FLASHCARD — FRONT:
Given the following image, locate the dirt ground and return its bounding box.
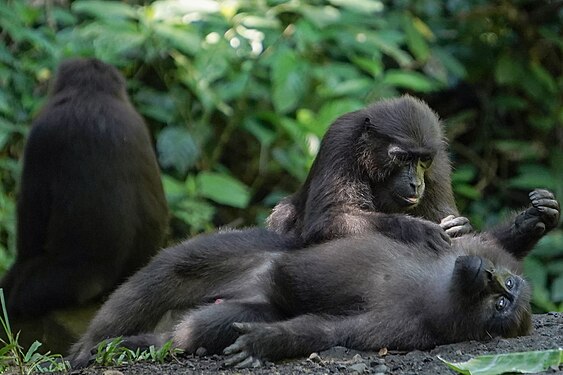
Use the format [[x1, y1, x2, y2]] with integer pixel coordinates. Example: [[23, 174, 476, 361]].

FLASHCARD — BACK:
[[71, 313, 562, 375]]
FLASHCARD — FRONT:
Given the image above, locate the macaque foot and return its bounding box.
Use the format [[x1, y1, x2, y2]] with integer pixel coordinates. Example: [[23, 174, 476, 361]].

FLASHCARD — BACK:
[[223, 322, 266, 368]]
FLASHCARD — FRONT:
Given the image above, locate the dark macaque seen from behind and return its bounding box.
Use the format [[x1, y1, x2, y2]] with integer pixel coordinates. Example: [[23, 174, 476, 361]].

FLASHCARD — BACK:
[[0, 58, 169, 319]]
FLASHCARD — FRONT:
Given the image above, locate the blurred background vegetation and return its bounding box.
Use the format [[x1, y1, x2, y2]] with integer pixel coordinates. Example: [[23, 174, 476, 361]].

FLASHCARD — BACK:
[[0, 0, 561, 312]]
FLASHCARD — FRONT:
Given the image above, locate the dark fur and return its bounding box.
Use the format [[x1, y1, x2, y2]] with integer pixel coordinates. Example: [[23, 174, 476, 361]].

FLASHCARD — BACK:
[[0, 58, 169, 318], [68, 189, 558, 368], [267, 95, 468, 245]]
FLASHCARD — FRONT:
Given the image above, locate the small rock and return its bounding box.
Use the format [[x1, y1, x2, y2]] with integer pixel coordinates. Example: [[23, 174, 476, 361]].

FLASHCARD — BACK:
[[371, 358, 385, 366], [103, 371, 124, 375], [349, 363, 368, 373], [352, 353, 363, 362], [372, 364, 389, 373], [195, 347, 207, 356], [378, 347, 388, 356], [308, 352, 323, 364]]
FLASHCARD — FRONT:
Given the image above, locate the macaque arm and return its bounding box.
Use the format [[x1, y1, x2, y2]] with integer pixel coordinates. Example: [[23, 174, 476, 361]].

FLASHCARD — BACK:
[[487, 189, 560, 259], [223, 313, 389, 367]]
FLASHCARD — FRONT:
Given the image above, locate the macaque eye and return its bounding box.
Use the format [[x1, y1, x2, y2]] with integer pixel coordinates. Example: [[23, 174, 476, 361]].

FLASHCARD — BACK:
[[505, 277, 514, 290], [495, 296, 508, 311], [388, 146, 410, 163]]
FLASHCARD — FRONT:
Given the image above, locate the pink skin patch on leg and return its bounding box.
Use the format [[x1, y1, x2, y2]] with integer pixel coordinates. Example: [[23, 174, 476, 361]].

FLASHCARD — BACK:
[[214, 298, 224, 304]]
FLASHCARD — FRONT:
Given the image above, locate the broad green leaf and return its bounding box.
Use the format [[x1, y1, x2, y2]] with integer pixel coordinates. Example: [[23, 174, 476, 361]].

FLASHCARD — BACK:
[[383, 70, 439, 92], [328, 0, 383, 13], [72, 0, 137, 19], [365, 32, 413, 67], [432, 47, 467, 79], [243, 118, 276, 147], [452, 165, 477, 183], [439, 349, 563, 375], [494, 140, 544, 161], [529, 62, 557, 93], [507, 165, 555, 190], [151, 23, 201, 55], [454, 184, 481, 200], [494, 54, 525, 85], [552, 275, 563, 303], [524, 256, 558, 311], [403, 13, 430, 62], [157, 127, 200, 175], [271, 48, 308, 114], [351, 56, 383, 77], [150, 0, 220, 21], [547, 260, 563, 276], [529, 231, 563, 258], [196, 172, 250, 208], [298, 5, 340, 28], [23, 341, 42, 362], [241, 16, 281, 29], [301, 100, 363, 137], [134, 89, 176, 123]]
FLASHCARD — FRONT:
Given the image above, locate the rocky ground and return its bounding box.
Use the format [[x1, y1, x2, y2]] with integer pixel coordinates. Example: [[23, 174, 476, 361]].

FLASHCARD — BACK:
[[72, 313, 562, 375]]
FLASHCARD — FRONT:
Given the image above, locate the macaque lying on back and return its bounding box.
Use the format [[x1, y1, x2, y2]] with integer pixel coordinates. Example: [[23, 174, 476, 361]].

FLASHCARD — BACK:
[[69, 190, 559, 368]]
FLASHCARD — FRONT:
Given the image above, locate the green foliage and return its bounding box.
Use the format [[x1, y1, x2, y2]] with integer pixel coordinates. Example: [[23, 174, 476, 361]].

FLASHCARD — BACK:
[[0, 0, 560, 310], [439, 349, 563, 375], [0, 289, 69, 374], [524, 232, 563, 312], [94, 337, 182, 367]]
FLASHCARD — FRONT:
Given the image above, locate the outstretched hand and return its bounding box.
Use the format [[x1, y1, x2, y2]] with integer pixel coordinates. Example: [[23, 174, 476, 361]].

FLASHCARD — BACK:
[[515, 189, 560, 236]]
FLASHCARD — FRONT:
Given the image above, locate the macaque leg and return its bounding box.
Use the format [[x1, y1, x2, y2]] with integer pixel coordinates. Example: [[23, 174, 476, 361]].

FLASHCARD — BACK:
[[223, 313, 427, 368]]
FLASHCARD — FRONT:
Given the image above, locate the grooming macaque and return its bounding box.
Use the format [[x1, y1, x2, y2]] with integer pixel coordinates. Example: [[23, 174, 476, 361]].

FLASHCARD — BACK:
[[69, 190, 559, 368], [267, 95, 471, 246], [0, 58, 168, 319]]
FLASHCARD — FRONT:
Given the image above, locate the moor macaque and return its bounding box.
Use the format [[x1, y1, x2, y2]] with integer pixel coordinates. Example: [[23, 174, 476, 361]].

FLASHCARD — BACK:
[[267, 95, 471, 246], [0, 58, 169, 319], [69, 189, 559, 368]]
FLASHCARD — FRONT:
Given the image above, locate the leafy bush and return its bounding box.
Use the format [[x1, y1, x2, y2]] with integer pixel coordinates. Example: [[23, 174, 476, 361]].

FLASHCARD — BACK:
[[0, 0, 560, 310]]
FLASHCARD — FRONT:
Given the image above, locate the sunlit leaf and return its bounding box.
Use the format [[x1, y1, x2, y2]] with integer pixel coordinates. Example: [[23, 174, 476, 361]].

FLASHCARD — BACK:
[[298, 5, 340, 28], [403, 13, 430, 62], [383, 70, 439, 92], [328, 0, 383, 13], [494, 140, 545, 161], [365, 31, 413, 67], [73, 0, 137, 19], [439, 349, 563, 375], [151, 23, 201, 55]]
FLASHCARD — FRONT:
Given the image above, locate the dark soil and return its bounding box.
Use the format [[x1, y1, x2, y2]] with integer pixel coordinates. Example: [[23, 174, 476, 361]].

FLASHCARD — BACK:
[[72, 313, 562, 375]]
